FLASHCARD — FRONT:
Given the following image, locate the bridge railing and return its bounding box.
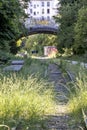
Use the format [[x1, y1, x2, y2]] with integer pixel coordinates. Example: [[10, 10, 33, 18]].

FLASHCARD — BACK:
[[24, 18, 58, 29], [28, 25, 58, 30]]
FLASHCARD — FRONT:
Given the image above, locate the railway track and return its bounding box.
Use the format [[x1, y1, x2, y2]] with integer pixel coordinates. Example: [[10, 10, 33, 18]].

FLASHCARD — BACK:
[[13, 60, 81, 130], [46, 63, 80, 130]]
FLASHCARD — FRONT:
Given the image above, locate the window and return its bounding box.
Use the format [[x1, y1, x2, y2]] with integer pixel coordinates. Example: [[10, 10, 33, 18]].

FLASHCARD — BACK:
[[30, 9, 32, 14], [37, 12, 39, 14], [47, 16, 50, 20], [42, 2, 44, 7], [47, 9, 50, 14], [42, 9, 44, 14], [42, 16, 44, 20], [34, 4, 36, 8], [30, 2, 32, 7], [47, 2, 50, 6], [34, 12, 36, 15]]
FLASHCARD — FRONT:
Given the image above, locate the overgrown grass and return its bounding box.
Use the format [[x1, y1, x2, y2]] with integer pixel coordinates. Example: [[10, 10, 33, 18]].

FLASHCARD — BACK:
[[0, 58, 55, 130], [60, 61, 87, 128], [56, 53, 87, 63], [23, 58, 48, 79], [52, 58, 87, 128], [67, 72, 87, 118]]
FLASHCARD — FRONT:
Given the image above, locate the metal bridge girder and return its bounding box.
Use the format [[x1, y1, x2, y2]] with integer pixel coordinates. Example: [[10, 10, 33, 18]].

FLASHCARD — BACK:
[[27, 25, 58, 35]]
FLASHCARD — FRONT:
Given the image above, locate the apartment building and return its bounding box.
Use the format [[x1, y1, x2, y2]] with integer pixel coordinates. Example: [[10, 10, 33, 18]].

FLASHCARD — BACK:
[[25, 0, 58, 21]]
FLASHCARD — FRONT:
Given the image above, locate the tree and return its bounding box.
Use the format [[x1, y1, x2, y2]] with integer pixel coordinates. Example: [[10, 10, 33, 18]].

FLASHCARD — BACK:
[[74, 7, 87, 54], [25, 34, 57, 55], [0, 0, 28, 54], [55, 0, 82, 53]]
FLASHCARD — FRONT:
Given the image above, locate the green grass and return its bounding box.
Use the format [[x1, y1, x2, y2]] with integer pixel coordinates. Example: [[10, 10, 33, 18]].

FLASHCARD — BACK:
[[67, 72, 87, 114], [0, 58, 55, 130], [1, 53, 87, 129], [64, 72, 87, 130], [59, 55, 87, 63], [60, 64, 87, 128], [52, 58, 87, 128], [62, 60, 87, 116]]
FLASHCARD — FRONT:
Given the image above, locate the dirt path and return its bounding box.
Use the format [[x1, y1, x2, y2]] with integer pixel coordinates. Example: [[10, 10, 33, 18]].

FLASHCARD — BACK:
[[46, 63, 79, 130]]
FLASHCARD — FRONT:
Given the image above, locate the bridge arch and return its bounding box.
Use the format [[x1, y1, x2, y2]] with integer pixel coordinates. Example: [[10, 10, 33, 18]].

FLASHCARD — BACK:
[[26, 25, 58, 36]]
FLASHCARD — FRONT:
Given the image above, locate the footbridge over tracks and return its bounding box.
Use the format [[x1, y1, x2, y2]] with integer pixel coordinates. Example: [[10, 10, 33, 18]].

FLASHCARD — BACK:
[[26, 25, 58, 35], [24, 19, 59, 35]]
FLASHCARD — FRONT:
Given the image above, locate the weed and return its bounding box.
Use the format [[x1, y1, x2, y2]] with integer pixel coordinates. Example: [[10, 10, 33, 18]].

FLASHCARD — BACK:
[[0, 58, 55, 130]]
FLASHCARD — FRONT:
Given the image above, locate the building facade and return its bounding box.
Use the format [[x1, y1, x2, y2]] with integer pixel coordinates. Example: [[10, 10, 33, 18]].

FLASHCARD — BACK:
[[25, 0, 58, 21]]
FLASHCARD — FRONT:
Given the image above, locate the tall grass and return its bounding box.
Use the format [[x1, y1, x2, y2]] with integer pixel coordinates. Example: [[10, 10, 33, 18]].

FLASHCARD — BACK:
[[0, 58, 55, 129], [45, 58, 87, 128], [66, 71, 87, 128], [53, 59, 87, 127]]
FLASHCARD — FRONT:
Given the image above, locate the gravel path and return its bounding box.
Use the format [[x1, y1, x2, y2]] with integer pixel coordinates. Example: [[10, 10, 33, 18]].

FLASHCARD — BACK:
[[46, 63, 80, 130]]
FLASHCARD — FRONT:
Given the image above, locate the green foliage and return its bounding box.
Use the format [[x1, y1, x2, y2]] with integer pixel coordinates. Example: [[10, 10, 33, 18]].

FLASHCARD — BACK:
[[55, 0, 87, 55], [74, 7, 87, 54], [0, 0, 28, 53], [62, 48, 73, 57], [55, 2, 78, 53], [59, 0, 80, 5], [25, 34, 57, 56]]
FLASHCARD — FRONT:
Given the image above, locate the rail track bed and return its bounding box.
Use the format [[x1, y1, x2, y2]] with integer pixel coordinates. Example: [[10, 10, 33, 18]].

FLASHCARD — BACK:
[[46, 63, 80, 130]]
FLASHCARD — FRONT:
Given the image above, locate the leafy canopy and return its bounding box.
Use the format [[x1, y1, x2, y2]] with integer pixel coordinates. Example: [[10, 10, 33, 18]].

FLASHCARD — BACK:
[[0, 0, 29, 53]]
